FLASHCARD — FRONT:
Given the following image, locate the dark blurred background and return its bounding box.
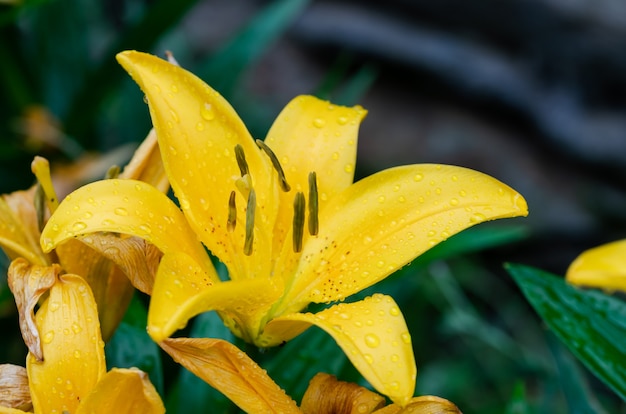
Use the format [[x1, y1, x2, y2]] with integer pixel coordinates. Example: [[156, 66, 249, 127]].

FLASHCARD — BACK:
[[1, 0, 625, 412]]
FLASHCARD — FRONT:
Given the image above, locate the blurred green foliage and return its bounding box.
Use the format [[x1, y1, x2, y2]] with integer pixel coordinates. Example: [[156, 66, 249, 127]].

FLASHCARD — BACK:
[[0, 0, 624, 412]]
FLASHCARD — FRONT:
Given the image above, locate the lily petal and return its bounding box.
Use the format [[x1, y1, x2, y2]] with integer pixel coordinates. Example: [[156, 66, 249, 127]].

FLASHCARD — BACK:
[[149, 251, 282, 343], [300, 373, 385, 414], [265, 96, 366, 259], [263, 294, 416, 406], [40, 179, 215, 281], [55, 238, 134, 341], [0, 187, 47, 266], [119, 128, 169, 193], [159, 337, 300, 414], [566, 239, 626, 292], [26, 274, 106, 413], [0, 364, 31, 411], [282, 164, 528, 308], [116, 50, 277, 281], [373, 396, 462, 414], [75, 233, 162, 295], [7, 258, 58, 361], [75, 368, 164, 413]]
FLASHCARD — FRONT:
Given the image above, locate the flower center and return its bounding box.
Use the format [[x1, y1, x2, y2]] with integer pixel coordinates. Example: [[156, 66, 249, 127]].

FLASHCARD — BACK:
[[229, 143, 319, 255]]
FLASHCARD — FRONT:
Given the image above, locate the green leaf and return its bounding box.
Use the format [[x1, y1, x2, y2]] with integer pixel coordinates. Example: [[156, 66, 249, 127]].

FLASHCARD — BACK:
[[105, 295, 164, 394], [504, 382, 530, 414], [506, 263, 626, 401]]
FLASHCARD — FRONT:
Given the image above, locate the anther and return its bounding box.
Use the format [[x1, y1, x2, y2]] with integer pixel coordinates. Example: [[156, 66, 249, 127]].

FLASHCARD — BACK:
[[35, 184, 46, 232], [308, 172, 319, 236], [234, 144, 249, 177], [227, 191, 237, 232], [293, 192, 305, 253], [244, 189, 256, 255], [255, 139, 291, 192], [105, 165, 120, 179]]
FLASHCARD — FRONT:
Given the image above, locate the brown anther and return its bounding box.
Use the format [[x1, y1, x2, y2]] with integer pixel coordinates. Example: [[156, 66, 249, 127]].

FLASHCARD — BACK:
[[308, 172, 319, 236], [105, 165, 121, 179], [293, 192, 305, 253], [234, 144, 249, 177], [227, 191, 237, 232], [244, 189, 256, 255], [255, 139, 291, 192], [34, 184, 46, 232]]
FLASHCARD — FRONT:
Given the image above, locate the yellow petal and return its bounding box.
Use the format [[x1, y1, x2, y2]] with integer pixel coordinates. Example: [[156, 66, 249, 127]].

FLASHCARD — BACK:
[[301, 373, 385, 414], [40, 179, 215, 281], [7, 258, 58, 361], [0, 187, 47, 266], [0, 364, 32, 411], [116, 50, 277, 280], [264, 294, 416, 406], [26, 274, 106, 414], [373, 396, 462, 414], [566, 239, 626, 291], [159, 337, 300, 414], [265, 95, 367, 259], [282, 164, 528, 308], [119, 128, 169, 193], [75, 368, 164, 414], [148, 251, 282, 343], [55, 238, 134, 341]]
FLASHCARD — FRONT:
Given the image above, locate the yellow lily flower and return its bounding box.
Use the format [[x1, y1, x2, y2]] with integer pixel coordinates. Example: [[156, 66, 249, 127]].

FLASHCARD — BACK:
[[0, 258, 164, 413], [566, 239, 626, 291], [41, 51, 528, 405], [0, 132, 165, 342]]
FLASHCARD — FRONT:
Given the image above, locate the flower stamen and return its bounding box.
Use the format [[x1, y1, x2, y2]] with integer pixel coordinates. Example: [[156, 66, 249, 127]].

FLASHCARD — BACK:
[[234, 144, 249, 177], [227, 191, 237, 232], [293, 192, 305, 253], [244, 189, 256, 255], [255, 139, 291, 192], [308, 172, 319, 236]]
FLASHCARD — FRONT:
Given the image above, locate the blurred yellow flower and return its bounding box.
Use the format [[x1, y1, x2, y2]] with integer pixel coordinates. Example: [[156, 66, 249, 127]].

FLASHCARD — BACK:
[[0, 259, 164, 413], [41, 51, 527, 405], [566, 239, 626, 291]]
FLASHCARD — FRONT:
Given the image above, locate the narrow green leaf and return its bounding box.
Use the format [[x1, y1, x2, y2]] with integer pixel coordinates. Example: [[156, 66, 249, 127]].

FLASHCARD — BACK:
[[506, 263, 626, 401], [504, 382, 530, 414]]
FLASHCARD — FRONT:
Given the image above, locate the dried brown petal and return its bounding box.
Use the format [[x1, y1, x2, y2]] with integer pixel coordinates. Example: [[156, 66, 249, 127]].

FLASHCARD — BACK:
[[0, 364, 32, 411], [301, 373, 385, 414], [160, 337, 300, 414], [7, 258, 59, 361], [373, 395, 462, 414]]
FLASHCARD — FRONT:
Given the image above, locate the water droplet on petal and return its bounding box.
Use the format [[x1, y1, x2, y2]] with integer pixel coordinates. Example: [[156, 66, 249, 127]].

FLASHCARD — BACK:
[[413, 173, 424, 182], [389, 306, 400, 316], [72, 222, 87, 232], [470, 212, 486, 223], [43, 331, 55, 344], [364, 333, 380, 348], [71, 322, 82, 334], [363, 353, 374, 364], [201, 103, 215, 121], [337, 116, 348, 125], [401, 332, 411, 344], [49, 301, 60, 312], [313, 118, 326, 128], [114, 207, 128, 216]]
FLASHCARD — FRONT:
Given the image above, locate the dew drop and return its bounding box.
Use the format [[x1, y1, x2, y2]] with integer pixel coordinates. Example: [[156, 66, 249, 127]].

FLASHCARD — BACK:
[[376, 260, 385, 268], [363, 354, 374, 364], [72, 222, 87, 232], [43, 331, 55, 344], [337, 116, 348, 125], [357, 403, 369, 413], [344, 163, 353, 173], [170, 84, 179, 93], [73, 350, 81, 359], [331, 152, 339, 160], [313, 118, 326, 128], [413, 173, 424, 182], [391, 354, 399, 362], [200, 104, 215, 121], [389, 306, 400, 316], [71, 322, 82, 334], [364, 333, 380, 348], [378, 195, 386, 203], [450, 198, 459, 206], [196, 122, 205, 131], [114, 207, 128, 216], [470, 212, 487, 223], [401, 332, 411, 344]]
